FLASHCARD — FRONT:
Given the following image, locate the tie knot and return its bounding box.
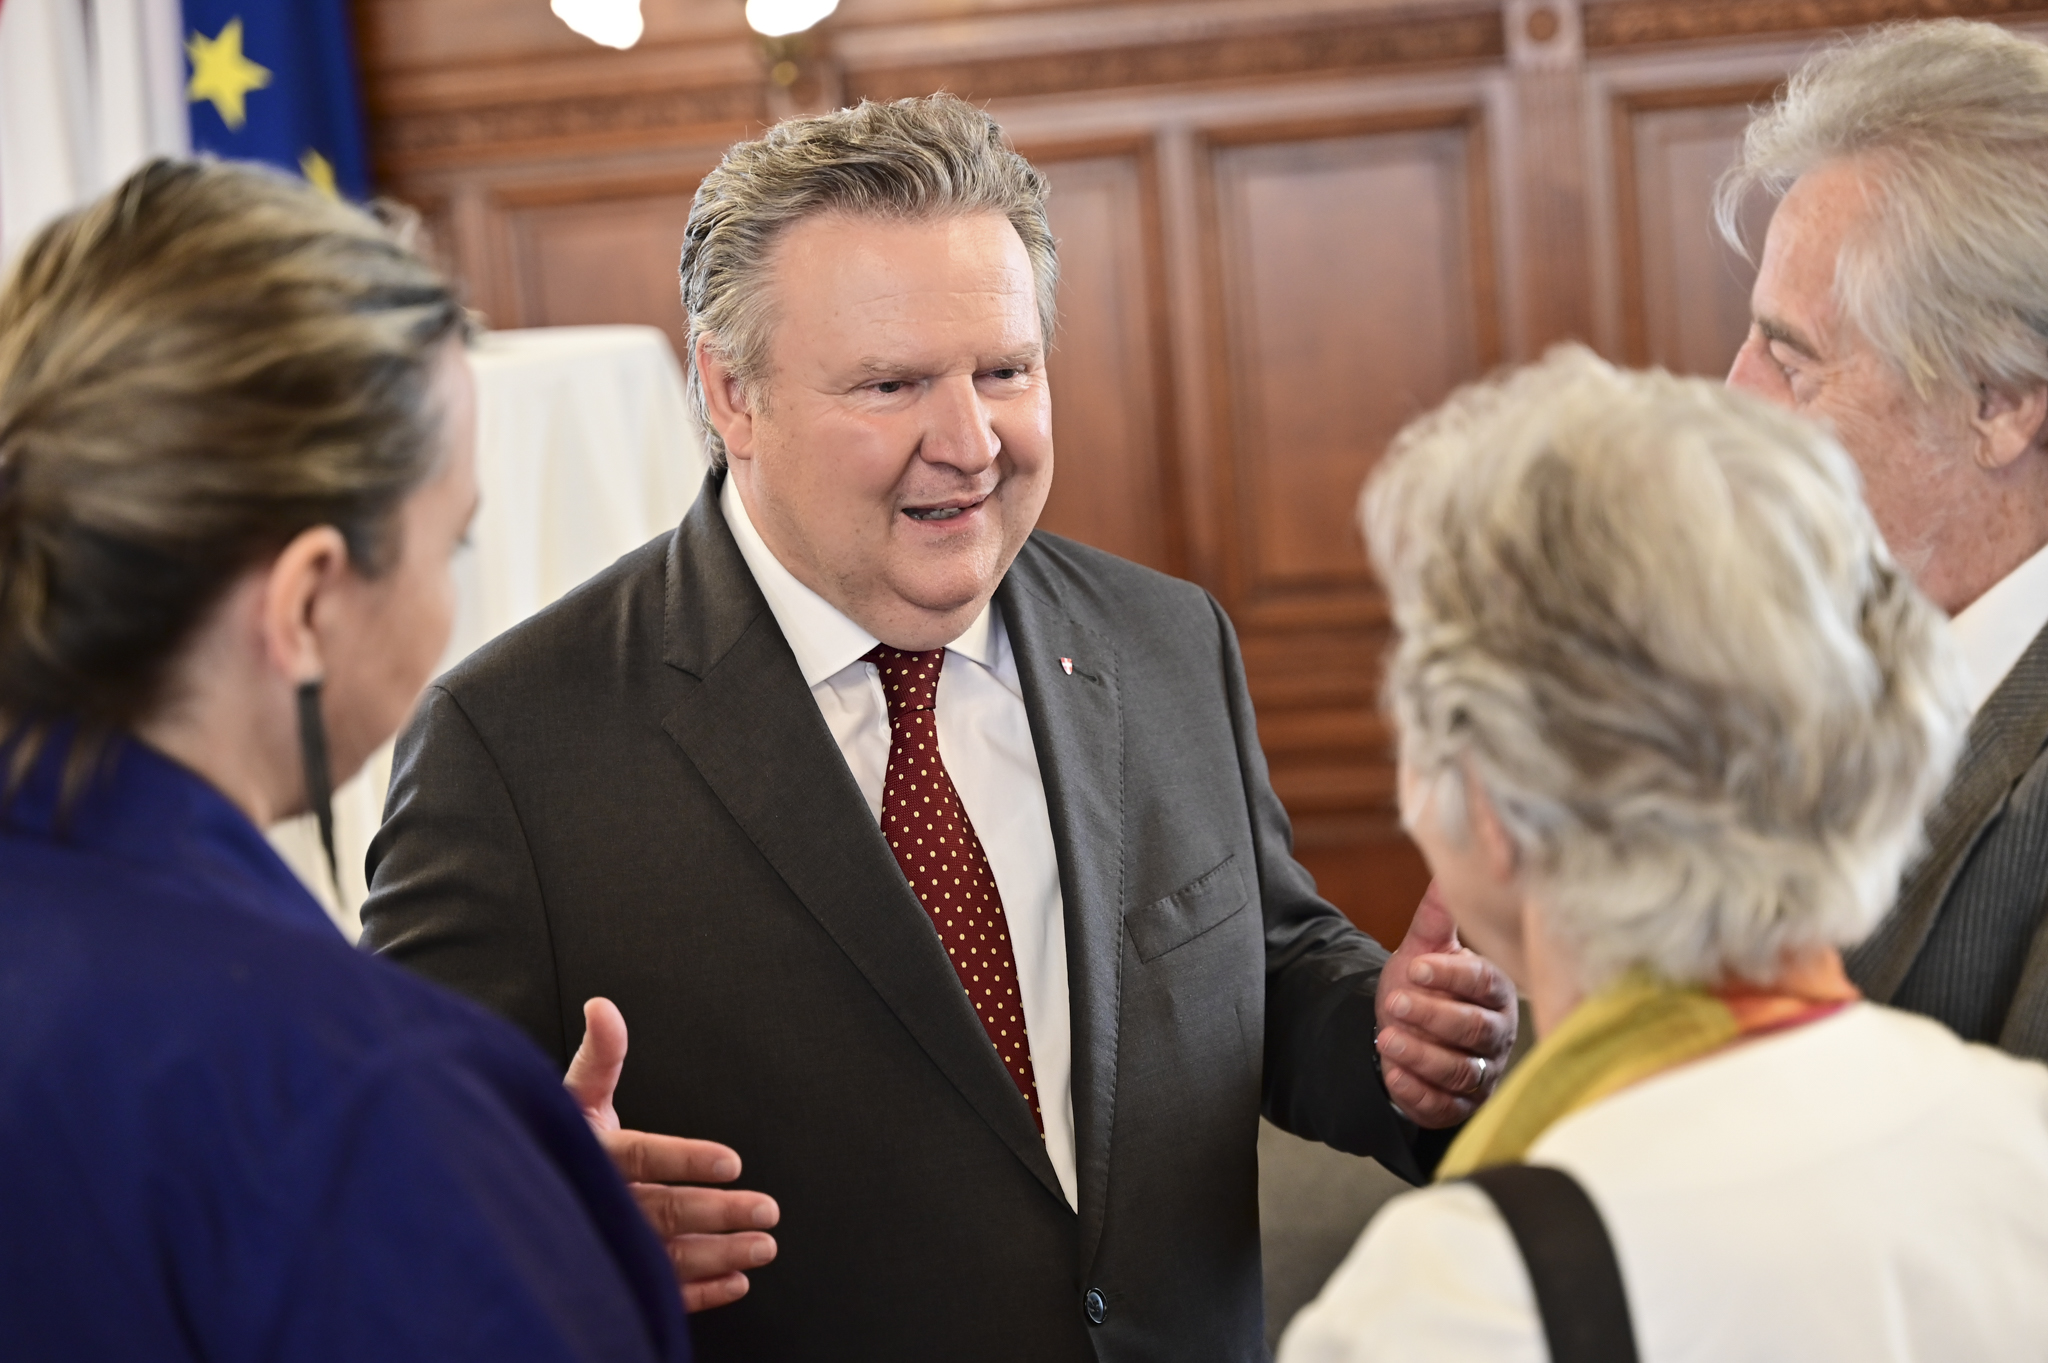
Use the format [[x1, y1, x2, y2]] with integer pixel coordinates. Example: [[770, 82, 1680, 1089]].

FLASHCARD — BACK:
[[865, 644, 946, 719]]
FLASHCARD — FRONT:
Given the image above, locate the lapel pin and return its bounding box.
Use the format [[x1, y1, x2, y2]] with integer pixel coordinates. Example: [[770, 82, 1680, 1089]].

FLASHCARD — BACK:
[[1060, 657, 1074, 675]]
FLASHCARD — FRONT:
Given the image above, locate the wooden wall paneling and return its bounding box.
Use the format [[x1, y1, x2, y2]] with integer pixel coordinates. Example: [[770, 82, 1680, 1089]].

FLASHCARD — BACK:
[[1191, 101, 1502, 943], [1201, 106, 1500, 622], [831, 0, 1506, 106], [1611, 88, 1774, 376], [988, 64, 1519, 612], [495, 175, 709, 350], [1499, 0, 1598, 353], [1582, 0, 2048, 50], [1578, 39, 1817, 370], [1026, 139, 1183, 576]]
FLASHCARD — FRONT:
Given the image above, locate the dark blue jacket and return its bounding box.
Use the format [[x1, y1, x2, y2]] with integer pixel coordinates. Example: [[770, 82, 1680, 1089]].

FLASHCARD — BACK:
[[0, 733, 691, 1362]]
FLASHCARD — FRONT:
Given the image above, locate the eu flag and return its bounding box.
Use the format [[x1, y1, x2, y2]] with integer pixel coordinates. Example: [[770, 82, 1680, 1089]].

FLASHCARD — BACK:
[[182, 0, 370, 199]]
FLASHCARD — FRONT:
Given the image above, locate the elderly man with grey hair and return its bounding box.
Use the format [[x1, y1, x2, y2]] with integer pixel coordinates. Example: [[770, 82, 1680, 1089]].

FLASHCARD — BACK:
[[362, 94, 1517, 1362], [1279, 346, 2048, 1363], [1720, 19, 2048, 1057]]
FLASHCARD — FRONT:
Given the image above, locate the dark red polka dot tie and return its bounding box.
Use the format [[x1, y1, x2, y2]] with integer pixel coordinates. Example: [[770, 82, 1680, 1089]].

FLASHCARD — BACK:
[[866, 643, 1042, 1134]]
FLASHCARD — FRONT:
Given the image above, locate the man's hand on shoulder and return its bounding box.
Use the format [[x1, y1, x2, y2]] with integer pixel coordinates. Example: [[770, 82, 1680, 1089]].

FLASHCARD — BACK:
[[1374, 886, 1517, 1128], [564, 998, 780, 1312]]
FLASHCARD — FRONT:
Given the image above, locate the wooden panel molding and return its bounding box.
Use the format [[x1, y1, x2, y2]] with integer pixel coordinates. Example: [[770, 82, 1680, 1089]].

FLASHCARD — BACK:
[[1028, 143, 1183, 576], [378, 85, 766, 170], [1609, 82, 1776, 375], [845, 10, 1505, 104], [1584, 0, 2048, 48], [1202, 106, 1499, 618]]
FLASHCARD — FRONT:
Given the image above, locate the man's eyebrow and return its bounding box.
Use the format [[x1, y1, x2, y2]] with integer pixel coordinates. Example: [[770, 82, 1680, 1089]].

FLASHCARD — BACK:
[[852, 350, 1041, 378], [1756, 315, 1822, 361], [855, 358, 928, 379]]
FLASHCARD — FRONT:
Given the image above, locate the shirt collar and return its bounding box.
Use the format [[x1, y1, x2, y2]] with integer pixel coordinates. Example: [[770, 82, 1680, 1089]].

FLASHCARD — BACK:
[[1949, 539, 2048, 715], [720, 473, 999, 683]]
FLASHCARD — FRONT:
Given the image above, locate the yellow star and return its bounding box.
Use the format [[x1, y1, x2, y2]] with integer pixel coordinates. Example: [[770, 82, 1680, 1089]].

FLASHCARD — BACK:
[[186, 18, 271, 131], [300, 149, 338, 199]]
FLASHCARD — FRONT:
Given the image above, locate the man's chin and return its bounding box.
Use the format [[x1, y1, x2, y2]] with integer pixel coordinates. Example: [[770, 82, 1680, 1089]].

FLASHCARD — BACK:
[[856, 574, 1000, 648]]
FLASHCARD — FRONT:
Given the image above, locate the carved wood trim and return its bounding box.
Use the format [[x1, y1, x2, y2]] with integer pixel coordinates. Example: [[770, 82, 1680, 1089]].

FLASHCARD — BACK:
[[844, 12, 1505, 104], [1584, 0, 2048, 49], [374, 85, 765, 173]]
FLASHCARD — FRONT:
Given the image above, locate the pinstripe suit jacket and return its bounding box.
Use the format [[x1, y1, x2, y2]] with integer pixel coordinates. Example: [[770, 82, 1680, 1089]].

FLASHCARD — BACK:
[[1847, 620, 2048, 1060]]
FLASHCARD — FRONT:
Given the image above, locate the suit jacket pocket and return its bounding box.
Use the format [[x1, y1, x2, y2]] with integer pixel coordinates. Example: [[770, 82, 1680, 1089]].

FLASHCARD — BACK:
[[1127, 855, 1251, 963]]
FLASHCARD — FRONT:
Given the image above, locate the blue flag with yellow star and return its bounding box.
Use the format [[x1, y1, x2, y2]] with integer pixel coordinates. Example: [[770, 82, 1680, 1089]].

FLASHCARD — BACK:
[[182, 0, 370, 200]]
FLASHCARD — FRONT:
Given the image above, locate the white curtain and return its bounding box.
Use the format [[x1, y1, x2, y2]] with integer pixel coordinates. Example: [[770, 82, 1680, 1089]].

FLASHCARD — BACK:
[[0, 0, 188, 262]]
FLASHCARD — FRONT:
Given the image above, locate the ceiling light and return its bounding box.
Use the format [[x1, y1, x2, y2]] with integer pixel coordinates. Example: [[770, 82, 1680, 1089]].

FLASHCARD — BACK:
[[552, 0, 644, 50], [744, 0, 838, 39]]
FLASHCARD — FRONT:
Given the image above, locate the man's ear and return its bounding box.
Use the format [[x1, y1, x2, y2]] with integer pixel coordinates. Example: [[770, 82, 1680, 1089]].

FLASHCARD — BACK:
[[696, 335, 758, 463], [1971, 381, 2048, 471], [259, 525, 350, 685]]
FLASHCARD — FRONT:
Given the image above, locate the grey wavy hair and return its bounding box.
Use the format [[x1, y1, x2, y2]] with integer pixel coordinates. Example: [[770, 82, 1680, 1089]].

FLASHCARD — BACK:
[[1716, 19, 2048, 402], [678, 94, 1059, 468], [1363, 347, 1968, 987]]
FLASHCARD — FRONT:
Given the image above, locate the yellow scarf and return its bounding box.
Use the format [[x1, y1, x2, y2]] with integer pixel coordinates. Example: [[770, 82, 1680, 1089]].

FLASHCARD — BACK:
[[1436, 951, 1858, 1181]]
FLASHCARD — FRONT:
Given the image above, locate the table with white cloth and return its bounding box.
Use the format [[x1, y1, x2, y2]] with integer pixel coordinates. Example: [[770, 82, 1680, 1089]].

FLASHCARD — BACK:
[[269, 325, 708, 938]]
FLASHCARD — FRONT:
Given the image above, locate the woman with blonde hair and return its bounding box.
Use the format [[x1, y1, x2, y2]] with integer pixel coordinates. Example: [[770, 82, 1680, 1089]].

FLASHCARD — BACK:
[[1281, 347, 2048, 1361], [0, 161, 705, 1359]]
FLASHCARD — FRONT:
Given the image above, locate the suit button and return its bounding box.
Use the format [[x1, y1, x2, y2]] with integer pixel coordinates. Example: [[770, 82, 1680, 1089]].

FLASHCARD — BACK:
[[1084, 1288, 1107, 1325]]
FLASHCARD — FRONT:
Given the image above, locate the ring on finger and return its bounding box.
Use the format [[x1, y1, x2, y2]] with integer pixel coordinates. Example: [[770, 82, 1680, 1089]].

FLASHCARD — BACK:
[[1469, 1055, 1489, 1094]]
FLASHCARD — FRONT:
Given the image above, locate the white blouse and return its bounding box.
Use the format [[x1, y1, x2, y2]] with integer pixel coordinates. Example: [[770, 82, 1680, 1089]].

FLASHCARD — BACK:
[[1280, 1004, 2048, 1363]]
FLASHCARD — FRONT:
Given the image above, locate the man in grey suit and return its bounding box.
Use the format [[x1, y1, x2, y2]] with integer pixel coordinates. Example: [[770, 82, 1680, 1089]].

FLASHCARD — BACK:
[[362, 95, 1515, 1361], [1722, 21, 2048, 1058]]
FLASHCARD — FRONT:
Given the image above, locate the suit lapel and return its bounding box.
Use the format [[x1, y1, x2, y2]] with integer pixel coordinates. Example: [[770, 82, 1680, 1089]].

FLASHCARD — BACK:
[[658, 475, 1061, 1201], [998, 559, 1125, 1269], [1850, 621, 2048, 1001]]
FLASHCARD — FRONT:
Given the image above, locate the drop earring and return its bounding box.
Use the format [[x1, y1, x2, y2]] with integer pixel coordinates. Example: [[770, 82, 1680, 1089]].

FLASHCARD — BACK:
[[296, 678, 337, 888]]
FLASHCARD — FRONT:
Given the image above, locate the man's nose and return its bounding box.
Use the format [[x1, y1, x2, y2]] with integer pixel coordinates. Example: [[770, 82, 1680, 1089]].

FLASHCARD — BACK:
[[918, 374, 1001, 472], [1726, 332, 1775, 400]]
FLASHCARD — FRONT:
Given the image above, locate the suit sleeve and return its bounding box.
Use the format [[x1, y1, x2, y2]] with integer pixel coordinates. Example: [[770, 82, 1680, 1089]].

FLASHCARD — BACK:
[[1209, 595, 1447, 1183], [361, 683, 570, 1066]]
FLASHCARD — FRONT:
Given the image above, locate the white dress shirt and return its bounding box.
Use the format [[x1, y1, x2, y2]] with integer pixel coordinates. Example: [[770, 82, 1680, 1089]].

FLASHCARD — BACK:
[[1949, 539, 2048, 715], [1278, 1005, 2048, 1363], [721, 477, 1078, 1209]]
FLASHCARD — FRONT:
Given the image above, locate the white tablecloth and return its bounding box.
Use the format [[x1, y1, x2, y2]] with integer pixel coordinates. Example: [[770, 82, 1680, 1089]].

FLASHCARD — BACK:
[[268, 325, 708, 938]]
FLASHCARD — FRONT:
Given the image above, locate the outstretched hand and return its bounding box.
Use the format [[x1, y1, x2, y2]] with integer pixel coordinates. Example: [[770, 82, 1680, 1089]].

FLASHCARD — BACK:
[[564, 998, 780, 1312], [1374, 884, 1518, 1128]]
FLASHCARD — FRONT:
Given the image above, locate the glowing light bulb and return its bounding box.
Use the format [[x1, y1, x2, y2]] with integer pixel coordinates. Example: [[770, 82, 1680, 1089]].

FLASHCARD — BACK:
[[551, 0, 644, 49], [744, 0, 839, 38]]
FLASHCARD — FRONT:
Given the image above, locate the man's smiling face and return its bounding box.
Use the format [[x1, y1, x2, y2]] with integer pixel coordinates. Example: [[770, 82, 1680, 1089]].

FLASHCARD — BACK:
[[708, 210, 1054, 651]]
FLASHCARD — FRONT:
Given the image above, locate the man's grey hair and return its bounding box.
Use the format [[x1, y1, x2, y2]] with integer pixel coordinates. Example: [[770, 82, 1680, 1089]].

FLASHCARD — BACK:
[[1717, 20, 2048, 403], [1363, 347, 1968, 988], [678, 94, 1059, 468]]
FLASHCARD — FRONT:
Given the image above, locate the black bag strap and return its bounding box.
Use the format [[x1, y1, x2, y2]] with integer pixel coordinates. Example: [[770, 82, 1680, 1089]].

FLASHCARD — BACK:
[[1464, 1164, 1641, 1363]]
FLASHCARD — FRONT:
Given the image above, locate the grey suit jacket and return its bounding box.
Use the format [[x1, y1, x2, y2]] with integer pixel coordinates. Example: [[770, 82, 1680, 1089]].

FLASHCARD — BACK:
[[361, 472, 1437, 1363], [1848, 619, 2048, 1059]]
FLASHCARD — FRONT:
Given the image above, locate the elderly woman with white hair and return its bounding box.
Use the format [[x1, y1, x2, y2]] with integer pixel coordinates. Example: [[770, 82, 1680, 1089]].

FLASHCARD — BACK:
[[1279, 347, 2048, 1363]]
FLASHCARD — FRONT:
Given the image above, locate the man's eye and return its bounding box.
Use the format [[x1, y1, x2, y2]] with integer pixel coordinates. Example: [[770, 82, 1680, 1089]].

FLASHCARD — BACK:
[[872, 380, 907, 394], [986, 367, 1022, 381]]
